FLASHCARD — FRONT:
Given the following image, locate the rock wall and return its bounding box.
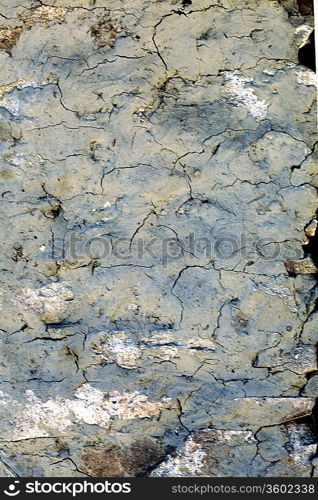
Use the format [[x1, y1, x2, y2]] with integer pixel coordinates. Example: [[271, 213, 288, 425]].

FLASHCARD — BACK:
[[0, 0, 317, 477]]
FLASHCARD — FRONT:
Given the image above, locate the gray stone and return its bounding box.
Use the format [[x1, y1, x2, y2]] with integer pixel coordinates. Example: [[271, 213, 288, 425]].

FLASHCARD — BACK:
[[0, 0, 316, 477]]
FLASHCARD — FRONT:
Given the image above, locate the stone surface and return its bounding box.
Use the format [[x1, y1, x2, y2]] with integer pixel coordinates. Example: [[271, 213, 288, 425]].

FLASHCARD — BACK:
[[0, 0, 317, 477]]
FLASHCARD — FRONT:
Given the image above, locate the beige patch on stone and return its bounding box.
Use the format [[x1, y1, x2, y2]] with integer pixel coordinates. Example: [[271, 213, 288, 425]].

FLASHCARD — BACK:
[[0, 6, 67, 55], [305, 219, 317, 238], [186, 338, 216, 350], [215, 397, 315, 428], [90, 17, 127, 49], [21, 6, 67, 26], [285, 258, 318, 275]]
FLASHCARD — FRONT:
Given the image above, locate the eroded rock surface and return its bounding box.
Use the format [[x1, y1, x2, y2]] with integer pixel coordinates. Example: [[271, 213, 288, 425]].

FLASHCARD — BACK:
[[0, 0, 317, 477]]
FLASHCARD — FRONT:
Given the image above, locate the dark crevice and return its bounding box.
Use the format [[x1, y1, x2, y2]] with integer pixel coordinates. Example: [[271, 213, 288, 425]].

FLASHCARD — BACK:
[[306, 369, 318, 380], [312, 399, 318, 443], [49, 204, 62, 218], [302, 215, 318, 267], [298, 215, 318, 295], [297, 0, 314, 15], [298, 30, 316, 72]]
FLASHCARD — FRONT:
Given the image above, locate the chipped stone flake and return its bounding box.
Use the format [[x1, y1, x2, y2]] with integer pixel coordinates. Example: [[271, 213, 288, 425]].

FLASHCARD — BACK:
[[295, 25, 314, 48], [305, 219, 317, 238], [186, 338, 215, 350]]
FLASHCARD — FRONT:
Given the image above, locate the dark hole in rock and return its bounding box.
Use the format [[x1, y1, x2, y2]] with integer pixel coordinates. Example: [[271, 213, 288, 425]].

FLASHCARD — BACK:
[[312, 398, 318, 440], [298, 31, 316, 72], [297, 0, 314, 15], [199, 29, 213, 41], [12, 242, 23, 261], [306, 370, 318, 380], [49, 205, 61, 218], [304, 398, 318, 461], [302, 214, 318, 271], [181, 0, 192, 6]]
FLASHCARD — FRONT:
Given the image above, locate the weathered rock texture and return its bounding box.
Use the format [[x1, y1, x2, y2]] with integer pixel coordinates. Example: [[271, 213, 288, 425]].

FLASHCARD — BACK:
[[0, 0, 317, 477]]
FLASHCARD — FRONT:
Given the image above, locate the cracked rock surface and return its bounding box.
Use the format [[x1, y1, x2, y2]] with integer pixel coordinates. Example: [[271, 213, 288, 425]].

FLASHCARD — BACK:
[[0, 0, 317, 477]]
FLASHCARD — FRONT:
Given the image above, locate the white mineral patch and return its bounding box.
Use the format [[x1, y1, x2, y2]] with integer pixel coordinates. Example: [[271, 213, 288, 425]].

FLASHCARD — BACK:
[[206, 429, 255, 444], [296, 71, 317, 87], [17, 282, 73, 322], [286, 423, 317, 468], [0, 96, 19, 116], [127, 303, 138, 310], [256, 283, 297, 312], [96, 332, 142, 369], [10, 153, 34, 168], [0, 384, 172, 440], [151, 436, 206, 477], [0, 390, 11, 405], [224, 72, 268, 119], [91, 331, 216, 367]]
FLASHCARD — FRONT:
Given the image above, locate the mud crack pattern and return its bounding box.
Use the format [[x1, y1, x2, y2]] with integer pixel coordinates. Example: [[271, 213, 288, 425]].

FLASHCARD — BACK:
[[0, 0, 317, 477]]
